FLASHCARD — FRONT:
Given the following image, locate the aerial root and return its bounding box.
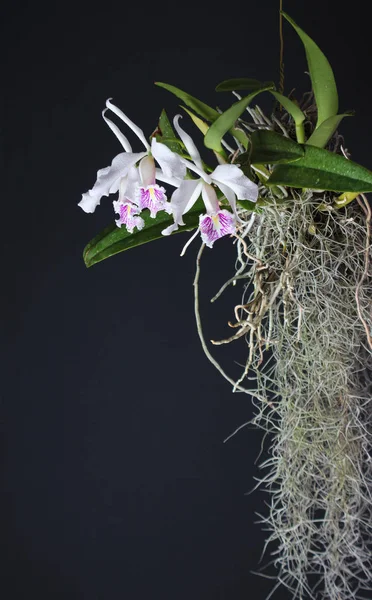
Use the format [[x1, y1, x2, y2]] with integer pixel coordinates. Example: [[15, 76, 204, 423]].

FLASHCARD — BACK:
[[205, 172, 372, 599]]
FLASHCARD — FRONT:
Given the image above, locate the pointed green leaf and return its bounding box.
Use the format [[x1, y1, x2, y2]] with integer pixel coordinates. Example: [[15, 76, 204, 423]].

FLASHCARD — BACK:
[[153, 109, 215, 165], [270, 91, 306, 143], [181, 104, 249, 153], [250, 130, 305, 164], [217, 86, 306, 143], [155, 136, 185, 148], [181, 106, 210, 135], [156, 81, 249, 151], [157, 109, 175, 138], [181, 106, 232, 162], [83, 200, 204, 268], [267, 144, 372, 192], [153, 109, 183, 154], [216, 78, 275, 92], [155, 82, 219, 122], [282, 12, 338, 127], [305, 113, 353, 148], [215, 83, 305, 142], [204, 85, 275, 152]]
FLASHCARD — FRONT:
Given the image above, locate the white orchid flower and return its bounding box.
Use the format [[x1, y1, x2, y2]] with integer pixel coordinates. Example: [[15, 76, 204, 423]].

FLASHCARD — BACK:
[[78, 99, 186, 230], [161, 115, 258, 250], [112, 166, 144, 232]]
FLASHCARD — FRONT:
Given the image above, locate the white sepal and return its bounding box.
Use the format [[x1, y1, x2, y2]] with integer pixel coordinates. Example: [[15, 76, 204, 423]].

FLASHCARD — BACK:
[[106, 98, 150, 151], [102, 109, 132, 153], [173, 115, 204, 171]]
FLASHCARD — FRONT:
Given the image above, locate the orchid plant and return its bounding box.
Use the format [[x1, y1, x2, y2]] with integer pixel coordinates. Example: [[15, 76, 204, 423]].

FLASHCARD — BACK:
[[80, 101, 259, 254], [81, 16, 372, 267], [79, 11, 372, 600]]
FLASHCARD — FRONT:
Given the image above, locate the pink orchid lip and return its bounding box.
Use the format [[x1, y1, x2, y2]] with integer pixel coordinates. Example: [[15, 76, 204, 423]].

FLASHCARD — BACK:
[[199, 209, 236, 247], [113, 200, 144, 233], [138, 184, 169, 218]]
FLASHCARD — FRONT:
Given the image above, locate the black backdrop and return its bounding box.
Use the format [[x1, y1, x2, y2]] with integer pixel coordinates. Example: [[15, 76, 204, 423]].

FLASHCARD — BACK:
[[2, 1, 371, 598]]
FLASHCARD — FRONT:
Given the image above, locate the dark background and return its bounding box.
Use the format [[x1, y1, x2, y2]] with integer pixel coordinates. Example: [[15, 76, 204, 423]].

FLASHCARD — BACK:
[[2, 1, 371, 598]]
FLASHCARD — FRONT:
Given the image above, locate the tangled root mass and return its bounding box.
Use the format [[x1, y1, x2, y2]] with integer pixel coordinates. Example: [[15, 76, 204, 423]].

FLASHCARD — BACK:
[[206, 103, 372, 600]]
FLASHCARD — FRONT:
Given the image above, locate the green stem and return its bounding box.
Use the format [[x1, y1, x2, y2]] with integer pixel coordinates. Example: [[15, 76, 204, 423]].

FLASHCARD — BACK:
[[295, 122, 306, 144]]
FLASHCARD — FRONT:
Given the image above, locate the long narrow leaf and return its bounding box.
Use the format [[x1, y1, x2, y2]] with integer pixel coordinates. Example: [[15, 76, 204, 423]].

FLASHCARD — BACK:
[[84, 200, 204, 267], [216, 85, 306, 143], [306, 113, 353, 148], [181, 106, 209, 135], [216, 78, 275, 92], [282, 12, 338, 127], [267, 145, 372, 192], [155, 82, 219, 121], [270, 91, 306, 143], [156, 81, 249, 150], [204, 85, 275, 152], [250, 130, 305, 165]]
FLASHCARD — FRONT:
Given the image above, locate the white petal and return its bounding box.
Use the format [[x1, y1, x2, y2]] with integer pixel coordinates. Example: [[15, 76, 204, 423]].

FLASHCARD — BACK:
[[180, 157, 211, 183], [102, 109, 132, 152], [173, 115, 204, 171], [211, 164, 258, 202], [169, 180, 202, 226], [78, 192, 100, 214], [106, 98, 150, 150], [155, 168, 182, 188], [119, 166, 140, 203], [214, 181, 239, 220], [151, 138, 186, 180], [78, 152, 145, 213]]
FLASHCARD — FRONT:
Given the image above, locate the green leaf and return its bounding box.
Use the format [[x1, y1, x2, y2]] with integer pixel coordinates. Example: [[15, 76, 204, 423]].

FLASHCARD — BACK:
[[155, 136, 184, 147], [216, 78, 275, 92], [157, 109, 175, 138], [181, 106, 231, 162], [83, 200, 204, 268], [232, 151, 255, 179], [181, 106, 210, 135], [155, 81, 249, 152], [250, 130, 305, 165], [305, 113, 353, 148], [216, 86, 306, 143], [153, 109, 183, 154], [270, 91, 306, 143], [215, 83, 305, 142], [282, 12, 338, 127], [204, 85, 275, 152], [155, 82, 219, 122], [267, 144, 372, 192], [237, 199, 260, 212], [153, 109, 215, 165]]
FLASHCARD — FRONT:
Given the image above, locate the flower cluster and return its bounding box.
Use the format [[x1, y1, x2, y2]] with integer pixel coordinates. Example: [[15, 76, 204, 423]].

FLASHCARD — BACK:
[[79, 99, 258, 249]]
